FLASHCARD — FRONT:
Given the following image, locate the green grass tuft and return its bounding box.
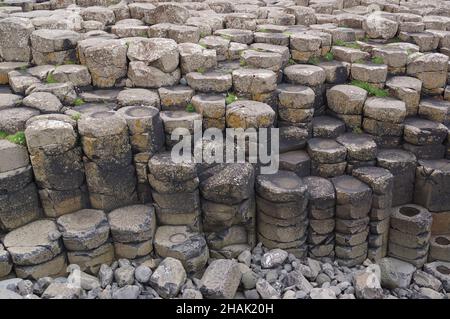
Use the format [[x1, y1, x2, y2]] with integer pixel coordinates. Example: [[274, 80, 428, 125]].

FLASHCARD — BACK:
[[73, 98, 85, 106], [0, 131, 26, 146], [308, 56, 320, 65], [324, 52, 334, 61], [196, 67, 206, 74], [185, 103, 195, 113], [334, 39, 361, 49], [352, 126, 364, 134], [45, 72, 58, 84], [351, 80, 389, 97], [371, 56, 384, 64], [288, 58, 296, 65], [71, 112, 81, 121], [225, 92, 238, 105]]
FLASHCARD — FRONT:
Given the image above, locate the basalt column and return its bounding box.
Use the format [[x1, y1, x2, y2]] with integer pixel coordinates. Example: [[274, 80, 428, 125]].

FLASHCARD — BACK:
[[24, 116, 88, 217], [148, 152, 201, 231], [353, 167, 394, 261], [0, 140, 41, 231], [256, 171, 309, 258], [332, 175, 372, 267], [78, 111, 138, 211], [199, 163, 256, 258], [304, 176, 336, 260], [117, 105, 165, 204]]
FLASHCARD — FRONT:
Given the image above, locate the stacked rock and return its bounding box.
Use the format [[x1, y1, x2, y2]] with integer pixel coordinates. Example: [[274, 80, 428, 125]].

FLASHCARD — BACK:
[[332, 175, 372, 267], [352, 167, 394, 261], [351, 62, 388, 89], [3, 220, 67, 279], [108, 205, 156, 262], [154, 225, 209, 276], [117, 105, 165, 203], [363, 97, 407, 148], [336, 133, 378, 174], [56, 209, 113, 275], [0, 243, 12, 279], [0, 139, 41, 231], [232, 68, 278, 106], [126, 38, 181, 89], [30, 29, 80, 65], [159, 110, 202, 149], [276, 84, 316, 134], [303, 176, 336, 260], [148, 152, 201, 231], [78, 111, 138, 211], [414, 159, 450, 236], [403, 118, 448, 160], [199, 163, 256, 258], [388, 204, 432, 267], [191, 94, 226, 131], [407, 53, 449, 96], [307, 138, 347, 178], [24, 116, 88, 217], [279, 150, 311, 177], [377, 149, 417, 206], [429, 235, 450, 262], [255, 171, 309, 258], [326, 84, 367, 130], [284, 64, 327, 114]]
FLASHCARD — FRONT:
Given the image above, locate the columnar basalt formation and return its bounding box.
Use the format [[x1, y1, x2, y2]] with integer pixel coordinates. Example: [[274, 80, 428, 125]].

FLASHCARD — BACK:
[[1, 0, 450, 300]]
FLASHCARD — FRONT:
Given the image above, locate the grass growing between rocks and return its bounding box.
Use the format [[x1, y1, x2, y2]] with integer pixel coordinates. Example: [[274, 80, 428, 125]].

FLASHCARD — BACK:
[[351, 80, 389, 97], [225, 92, 238, 105], [71, 112, 81, 121], [371, 56, 384, 64], [0, 131, 26, 146], [334, 40, 361, 49], [185, 103, 195, 113], [45, 72, 57, 84], [307, 56, 320, 65], [73, 98, 85, 106], [324, 52, 334, 61]]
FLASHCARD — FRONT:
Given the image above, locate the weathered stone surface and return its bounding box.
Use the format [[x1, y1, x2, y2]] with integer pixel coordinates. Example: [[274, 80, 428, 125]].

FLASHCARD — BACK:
[[56, 209, 109, 251], [108, 205, 156, 243], [379, 257, 416, 289], [149, 257, 186, 298], [200, 259, 241, 299]]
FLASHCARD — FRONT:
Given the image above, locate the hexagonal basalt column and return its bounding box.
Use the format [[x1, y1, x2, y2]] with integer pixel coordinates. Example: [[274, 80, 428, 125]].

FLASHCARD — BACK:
[[199, 163, 256, 256], [304, 176, 336, 259], [154, 225, 209, 276], [3, 220, 67, 279], [25, 116, 88, 217], [377, 149, 417, 206], [78, 111, 138, 211], [56, 209, 113, 275], [108, 205, 156, 262], [148, 152, 201, 231], [0, 140, 41, 231], [332, 175, 372, 267], [256, 170, 309, 258], [388, 204, 432, 267], [117, 105, 165, 203], [352, 167, 394, 261]]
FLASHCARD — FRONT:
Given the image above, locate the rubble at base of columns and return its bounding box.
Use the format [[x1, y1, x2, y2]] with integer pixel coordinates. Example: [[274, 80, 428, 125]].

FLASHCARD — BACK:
[[0, 0, 450, 300]]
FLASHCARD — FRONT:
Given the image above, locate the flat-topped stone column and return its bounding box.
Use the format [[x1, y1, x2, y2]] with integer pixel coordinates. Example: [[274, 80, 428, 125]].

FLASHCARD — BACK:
[[199, 163, 256, 258], [332, 175, 372, 267], [304, 176, 336, 260], [256, 170, 309, 258], [78, 111, 138, 211], [25, 115, 88, 217], [0, 139, 41, 231], [148, 152, 201, 231]]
